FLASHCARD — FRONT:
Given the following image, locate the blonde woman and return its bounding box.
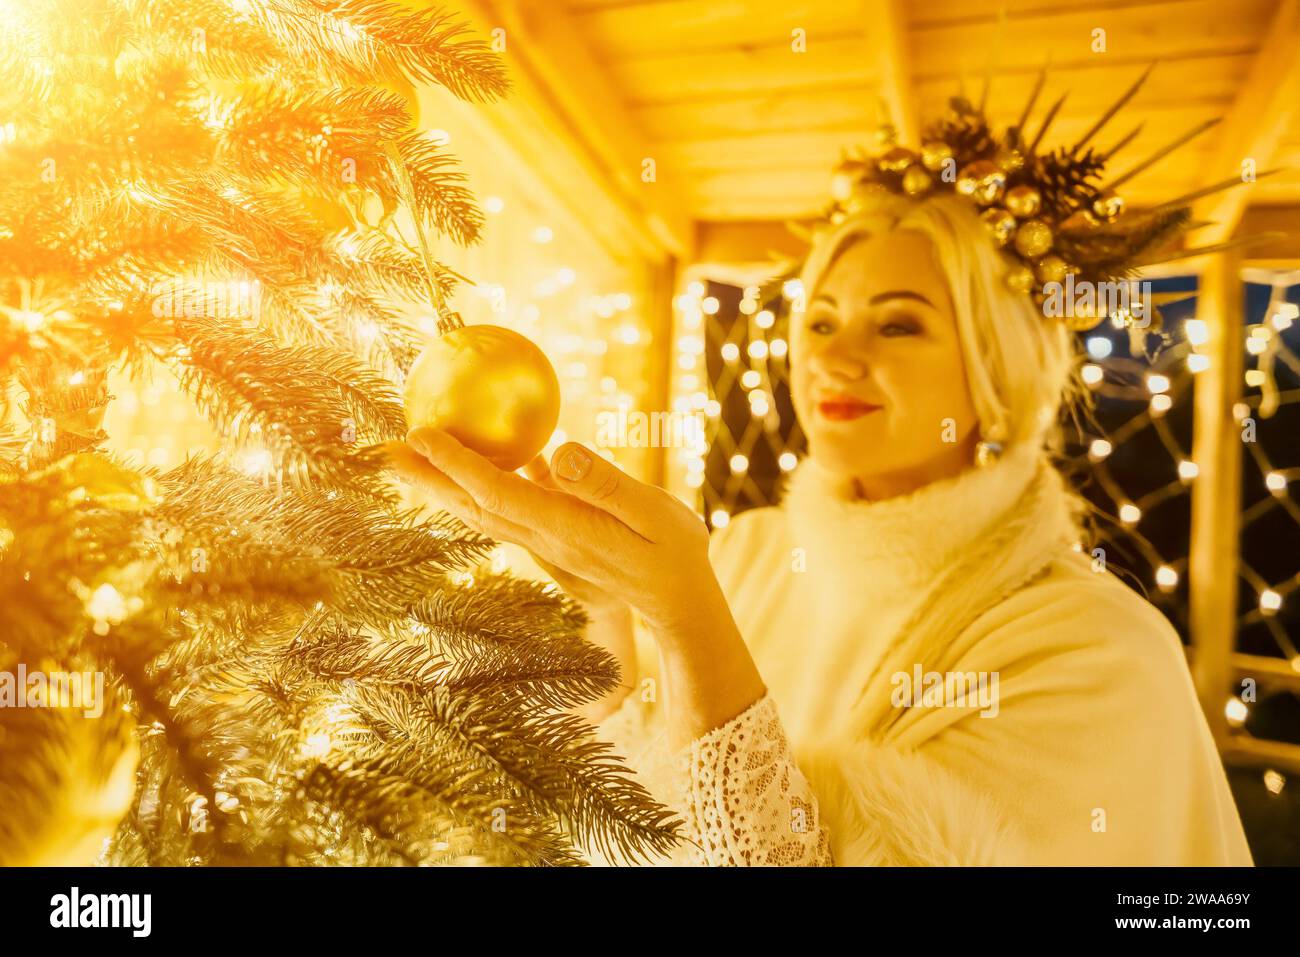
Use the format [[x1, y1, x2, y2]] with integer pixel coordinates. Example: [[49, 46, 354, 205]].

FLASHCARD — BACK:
[[390, 187, 1252, 867]]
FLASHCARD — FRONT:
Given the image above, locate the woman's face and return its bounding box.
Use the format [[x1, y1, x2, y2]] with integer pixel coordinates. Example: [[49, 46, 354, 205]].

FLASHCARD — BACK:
[[790, 229, 980, 499]]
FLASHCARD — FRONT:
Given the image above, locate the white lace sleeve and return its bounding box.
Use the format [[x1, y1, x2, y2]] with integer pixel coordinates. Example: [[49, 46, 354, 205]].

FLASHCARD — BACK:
[[672, 694, 833, 866]]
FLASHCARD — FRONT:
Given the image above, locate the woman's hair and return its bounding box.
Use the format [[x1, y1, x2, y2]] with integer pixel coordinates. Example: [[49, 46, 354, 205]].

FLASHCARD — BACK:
[[796, 191, 1078, 451]]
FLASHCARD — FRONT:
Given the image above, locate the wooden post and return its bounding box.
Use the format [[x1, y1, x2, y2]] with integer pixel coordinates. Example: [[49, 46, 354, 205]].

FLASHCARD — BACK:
[[1188, 249, 1245, 744]]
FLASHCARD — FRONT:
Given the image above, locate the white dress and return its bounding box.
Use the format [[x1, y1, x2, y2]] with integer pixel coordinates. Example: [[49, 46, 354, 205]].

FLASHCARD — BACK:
[[593, 443, 1253, 866]]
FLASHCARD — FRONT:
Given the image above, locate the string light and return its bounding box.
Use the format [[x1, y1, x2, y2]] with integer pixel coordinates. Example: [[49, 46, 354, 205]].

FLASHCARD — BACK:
[[1155, 565, 1178, 591], [1119, 502, 1141, 525], [729, 454, 748, 474], [1263, 770, 1286, 795], [1085, 336, 1113, 359], [1225, 697, 1248, 727], [1080, 363, 1104, 386], [1259, 589, 1283, 614], [1089, 438, 1112, 460], [1178, 460, 1199, 481], [778, 452, 798, 472], [710, 509, 730, 528]]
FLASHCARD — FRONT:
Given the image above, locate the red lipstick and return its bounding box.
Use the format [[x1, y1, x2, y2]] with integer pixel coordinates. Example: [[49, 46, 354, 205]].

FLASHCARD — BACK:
[[816, 394, 882, 421]]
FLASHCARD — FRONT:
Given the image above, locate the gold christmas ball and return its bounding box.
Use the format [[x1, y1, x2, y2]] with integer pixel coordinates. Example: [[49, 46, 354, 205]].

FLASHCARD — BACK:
[[830, 160, 868, 201], [404, 323, 561, 472], [920, 141, 954, 173], [980, 207, 1017, 246], [1005, 263, 1036, 293], [901, 165, 933, 196], [1014, 219, 1054, 258], [994, 147, 1025, 173], [877, 146, 916, 175], [1035, 255, 1071, 285], [1091, 191, 1126, 222], [956, 160, 1006, 205], [1004, 185, 1042, 219]]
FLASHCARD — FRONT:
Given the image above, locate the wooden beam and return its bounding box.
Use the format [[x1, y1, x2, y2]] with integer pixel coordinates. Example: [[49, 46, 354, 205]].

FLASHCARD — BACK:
[[1188, 247, 1245, 746], [861, 0, 917, 144], [695, 221, 811, 268], [475, 0, 694, 259], [1193, 0, 1300, 245], [1236, 205, 1300, 264]]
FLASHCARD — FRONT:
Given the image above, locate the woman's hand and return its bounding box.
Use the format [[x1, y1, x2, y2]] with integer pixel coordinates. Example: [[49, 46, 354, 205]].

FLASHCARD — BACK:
[[387, 427, 766, 747], [390, 428, 714, 636]]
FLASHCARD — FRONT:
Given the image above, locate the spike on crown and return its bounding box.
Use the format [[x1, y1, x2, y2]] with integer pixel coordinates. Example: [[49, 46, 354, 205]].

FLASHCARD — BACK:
[[812, 63, 1260, 334]]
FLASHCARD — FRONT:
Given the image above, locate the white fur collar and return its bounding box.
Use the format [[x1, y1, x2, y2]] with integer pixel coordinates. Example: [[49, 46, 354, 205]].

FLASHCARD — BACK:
[[777, 442, 1045, 602]]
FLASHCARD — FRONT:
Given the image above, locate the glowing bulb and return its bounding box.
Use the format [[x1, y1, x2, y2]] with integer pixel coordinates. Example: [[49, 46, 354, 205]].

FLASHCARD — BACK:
[[87, 583, 127, 623], [1155, 565, 1178, 591], [531, 225, 553, 244], [1146, 374, 1170, 394], [720, 342, 740, 362], [1263, 769, 1286, 795], [1119, 502, 1141, 525], [1086, 336, 1113, 359], [782, 280, 804, 302], [684, 472, 704, 489], [1225, 697, 1248, 727], [769, 338, 788, 358], [702, 296, 720, 316], [710, 510, 730, 528], [1184, 319, 1208, 345], [779, 452, 798, 472], [740, 370, 761, 389], [747, 340, 768, 359], [729, 454, 748, 474], [1150, 393, 1172, 415], [1081, 363, 1104, 386], [1178, 460, 1199, 481], [1187, 354, 1210, 373], [687, 281, 705, 298], [1260, 589, 1282, 613], [484, 195, 505, 214], [1245, 336, 1267, 356], [1089, 439, 1112, 460], [755, 310, 775, 329], [1266, 471, 1287, 493]]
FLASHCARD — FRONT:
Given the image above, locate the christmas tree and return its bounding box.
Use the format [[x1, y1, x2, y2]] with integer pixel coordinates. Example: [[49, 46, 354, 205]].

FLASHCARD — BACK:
[[0, 0, 677, 866]]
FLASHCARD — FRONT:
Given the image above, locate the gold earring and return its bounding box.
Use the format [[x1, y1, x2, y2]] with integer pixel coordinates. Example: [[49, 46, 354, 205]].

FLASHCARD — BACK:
[[975, 439, 1003, 468]]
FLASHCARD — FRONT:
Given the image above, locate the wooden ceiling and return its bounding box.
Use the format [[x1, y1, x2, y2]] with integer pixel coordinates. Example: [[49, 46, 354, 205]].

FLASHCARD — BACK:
[[557, 0, 1300, 242]]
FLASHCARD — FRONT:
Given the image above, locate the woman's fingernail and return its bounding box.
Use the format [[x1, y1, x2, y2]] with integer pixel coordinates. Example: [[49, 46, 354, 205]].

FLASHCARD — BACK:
[[556, 447, 591, 482]]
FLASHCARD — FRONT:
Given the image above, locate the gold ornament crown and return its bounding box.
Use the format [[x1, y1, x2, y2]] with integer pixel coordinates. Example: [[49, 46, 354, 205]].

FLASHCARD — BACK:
[[804, 63, 1279, 334]]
